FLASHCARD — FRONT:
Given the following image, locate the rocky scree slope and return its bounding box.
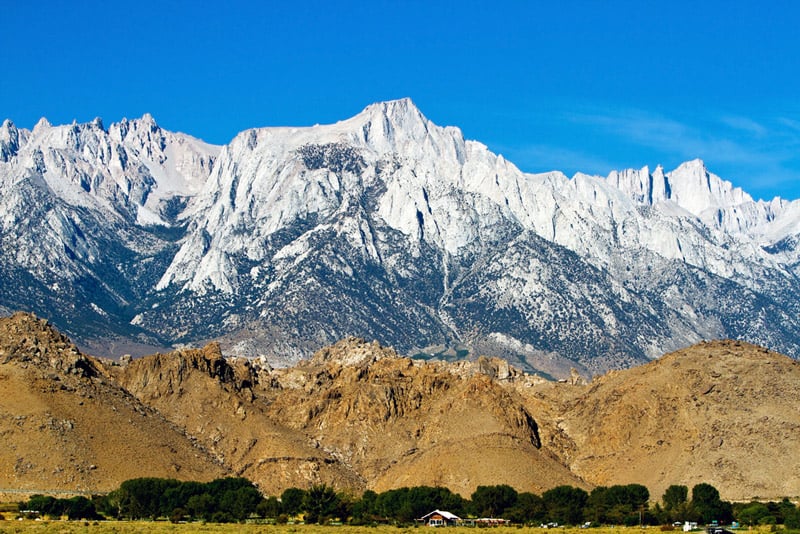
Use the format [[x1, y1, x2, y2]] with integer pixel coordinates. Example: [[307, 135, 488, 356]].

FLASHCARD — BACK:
[[4, 101, 800, 375]]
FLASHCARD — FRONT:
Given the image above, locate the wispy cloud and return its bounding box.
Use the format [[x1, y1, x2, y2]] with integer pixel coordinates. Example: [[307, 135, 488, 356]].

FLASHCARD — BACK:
[[718, 115, 768, 137], [552, 105, 800, 200]]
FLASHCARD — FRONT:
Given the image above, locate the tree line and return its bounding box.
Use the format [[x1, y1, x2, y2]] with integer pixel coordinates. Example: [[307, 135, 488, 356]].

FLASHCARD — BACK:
[[21, 478, 800, 527]]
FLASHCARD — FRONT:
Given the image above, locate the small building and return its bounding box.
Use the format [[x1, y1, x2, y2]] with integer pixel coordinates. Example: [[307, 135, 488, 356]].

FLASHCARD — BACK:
[[419, 509, 461, 527]]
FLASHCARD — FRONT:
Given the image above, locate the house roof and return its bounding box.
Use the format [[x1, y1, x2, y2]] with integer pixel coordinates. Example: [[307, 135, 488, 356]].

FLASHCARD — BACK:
[[420, 509, 461, 521]]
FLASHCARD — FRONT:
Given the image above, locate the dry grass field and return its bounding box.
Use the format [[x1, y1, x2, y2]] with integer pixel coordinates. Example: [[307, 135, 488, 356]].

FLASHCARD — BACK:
[[0, 524, 787, 534]]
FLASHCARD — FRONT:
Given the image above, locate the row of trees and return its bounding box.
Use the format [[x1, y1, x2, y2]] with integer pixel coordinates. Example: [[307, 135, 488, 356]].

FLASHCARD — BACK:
[[22, 495, 100, 520], [22, 478, 800, 526]]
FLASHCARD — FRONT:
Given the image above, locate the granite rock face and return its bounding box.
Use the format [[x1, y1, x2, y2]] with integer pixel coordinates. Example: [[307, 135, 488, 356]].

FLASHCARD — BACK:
[[3, 100, 800, 375]]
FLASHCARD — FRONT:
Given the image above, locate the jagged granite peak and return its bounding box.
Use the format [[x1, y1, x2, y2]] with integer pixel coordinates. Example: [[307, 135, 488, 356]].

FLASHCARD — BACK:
[[0, 114, 220, 351], [607, 159, 785, 235], [4, 101, 800, 375]]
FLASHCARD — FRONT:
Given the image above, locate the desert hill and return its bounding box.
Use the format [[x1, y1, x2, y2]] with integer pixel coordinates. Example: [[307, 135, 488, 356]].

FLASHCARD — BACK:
[[523, 340, 800, 501], [252, 338, 586, 495], [104, 336, 586, 496], [0, 312, 226, 501], [2, 312, 800, 502], [104, 342, 366, 495]]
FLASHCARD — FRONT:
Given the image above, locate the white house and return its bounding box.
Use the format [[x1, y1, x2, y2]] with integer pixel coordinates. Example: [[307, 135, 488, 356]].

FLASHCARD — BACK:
[[419, 509, 461, 527]]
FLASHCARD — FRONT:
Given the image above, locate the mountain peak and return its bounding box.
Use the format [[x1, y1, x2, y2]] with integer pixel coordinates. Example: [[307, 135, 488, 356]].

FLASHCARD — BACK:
[[356, 97, 429, 132], [361, 97, 418, 116], [347, 98, 465, 159], [673, 158, 708, 174], [33, 117, 51, 133], [666, 158, 753, 214]]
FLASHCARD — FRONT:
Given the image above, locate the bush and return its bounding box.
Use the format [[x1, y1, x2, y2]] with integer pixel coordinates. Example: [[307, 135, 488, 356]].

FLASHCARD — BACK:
[[786, 508, 800, 530], [211, 510, 235, 523], [170, 507, 188, 523]]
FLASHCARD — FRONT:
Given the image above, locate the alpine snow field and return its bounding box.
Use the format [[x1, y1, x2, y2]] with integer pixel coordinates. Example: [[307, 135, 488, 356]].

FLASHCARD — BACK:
[[2, 99, 800, 376]]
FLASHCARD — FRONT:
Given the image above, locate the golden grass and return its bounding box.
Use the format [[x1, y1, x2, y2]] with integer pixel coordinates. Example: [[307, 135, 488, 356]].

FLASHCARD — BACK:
[[0, 524, 784, 534]]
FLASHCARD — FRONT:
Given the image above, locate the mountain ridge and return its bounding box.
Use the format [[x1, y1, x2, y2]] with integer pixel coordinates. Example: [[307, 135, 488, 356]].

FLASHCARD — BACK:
[[3, 99, 800, 375]]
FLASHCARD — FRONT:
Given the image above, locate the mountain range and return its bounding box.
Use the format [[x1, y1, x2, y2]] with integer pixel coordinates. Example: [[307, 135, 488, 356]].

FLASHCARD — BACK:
[[3, 99, 800, 376]]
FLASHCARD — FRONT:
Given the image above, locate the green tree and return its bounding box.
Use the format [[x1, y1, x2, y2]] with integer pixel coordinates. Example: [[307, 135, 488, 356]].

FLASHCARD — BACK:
[[542, 485, 588, 525], [374, 487, 411, 521], [257, 496, 282, 518], [737, 502, 770, 526], [784, 504, 800, 529], [24, 495, 62, 518], [117, 477, 181, 519], [350, 489, 378, 523], [691, 483, 732, 524], [219, 485, 262, 520], [303, 484, 341, 524], [62, 496, 99, 520], [471, 484, 519, 518], [506, 492, 546, 524], [186, 493, 214, 521], [605, 484, 649, 525], [585, 487, 610, 523], [162, 481, 206, 515], [663, 485, 689, 512], [280, 487, 306, 516]]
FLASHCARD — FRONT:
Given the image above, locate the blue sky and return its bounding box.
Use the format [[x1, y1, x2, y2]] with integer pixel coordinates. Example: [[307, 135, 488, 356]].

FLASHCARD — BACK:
[[3, 0, 800, 200]]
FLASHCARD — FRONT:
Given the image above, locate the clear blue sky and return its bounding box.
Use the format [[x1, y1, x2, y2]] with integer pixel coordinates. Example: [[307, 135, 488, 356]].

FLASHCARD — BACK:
[[3, 0, 800, 201]]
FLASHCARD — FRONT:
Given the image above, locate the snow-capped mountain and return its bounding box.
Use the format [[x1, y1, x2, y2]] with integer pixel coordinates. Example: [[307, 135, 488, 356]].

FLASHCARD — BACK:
[[2, 99, 800, 376]]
